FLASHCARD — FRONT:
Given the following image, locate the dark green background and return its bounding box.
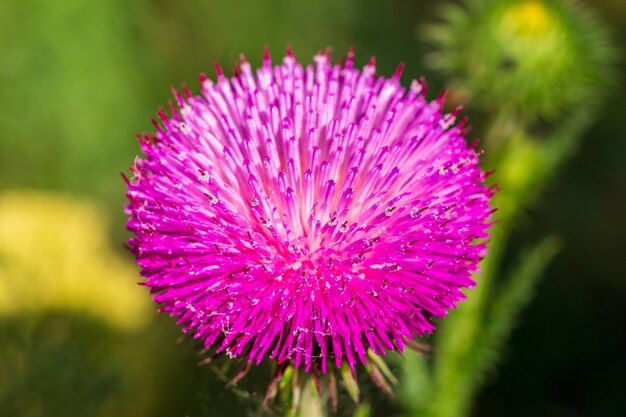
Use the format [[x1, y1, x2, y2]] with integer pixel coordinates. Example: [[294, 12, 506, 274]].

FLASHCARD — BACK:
[[1, 0, 624, 416]]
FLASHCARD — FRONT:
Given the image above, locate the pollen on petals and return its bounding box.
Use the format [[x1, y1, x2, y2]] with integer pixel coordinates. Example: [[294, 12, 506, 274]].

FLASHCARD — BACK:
[[125, 48, 493, 373]]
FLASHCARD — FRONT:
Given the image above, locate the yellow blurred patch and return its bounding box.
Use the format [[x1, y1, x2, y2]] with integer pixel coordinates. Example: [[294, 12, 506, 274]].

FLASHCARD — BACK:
[[501, 0, 556, 38], [0, 190, 149, 330]]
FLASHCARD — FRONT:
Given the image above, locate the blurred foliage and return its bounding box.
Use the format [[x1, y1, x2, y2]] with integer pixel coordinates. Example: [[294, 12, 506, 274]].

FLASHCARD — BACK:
[[0, 0, 146, 199], [0, 0, 624, 416], [1, 312, 150, 417]]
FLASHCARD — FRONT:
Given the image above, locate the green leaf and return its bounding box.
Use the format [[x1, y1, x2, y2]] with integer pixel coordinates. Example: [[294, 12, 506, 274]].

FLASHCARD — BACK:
[[340, 362, 360, 404], [473, 236, 562, 384]]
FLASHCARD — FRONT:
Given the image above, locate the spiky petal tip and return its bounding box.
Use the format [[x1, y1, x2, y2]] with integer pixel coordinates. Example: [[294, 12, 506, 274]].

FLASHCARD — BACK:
[[126, 48, 494, 374]]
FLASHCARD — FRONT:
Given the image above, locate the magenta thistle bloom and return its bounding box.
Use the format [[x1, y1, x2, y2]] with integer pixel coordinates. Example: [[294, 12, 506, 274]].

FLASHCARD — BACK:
[[126, 48, 493, 374]]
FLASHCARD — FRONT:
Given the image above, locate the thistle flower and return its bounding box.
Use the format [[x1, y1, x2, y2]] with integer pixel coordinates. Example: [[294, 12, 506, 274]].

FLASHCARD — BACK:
[[125, 48, 493, 376]]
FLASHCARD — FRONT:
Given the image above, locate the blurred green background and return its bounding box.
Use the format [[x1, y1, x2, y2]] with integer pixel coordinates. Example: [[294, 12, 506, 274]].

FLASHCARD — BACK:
[[0, 0, 624, 416]]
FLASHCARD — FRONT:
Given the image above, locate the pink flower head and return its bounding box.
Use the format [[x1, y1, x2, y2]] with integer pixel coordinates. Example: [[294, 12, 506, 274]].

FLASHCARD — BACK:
[[126, 48, 493, 373]]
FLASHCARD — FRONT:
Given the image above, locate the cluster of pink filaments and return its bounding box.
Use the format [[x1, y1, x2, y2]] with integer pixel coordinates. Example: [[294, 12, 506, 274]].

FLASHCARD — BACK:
[[126, 48, 493, 373]]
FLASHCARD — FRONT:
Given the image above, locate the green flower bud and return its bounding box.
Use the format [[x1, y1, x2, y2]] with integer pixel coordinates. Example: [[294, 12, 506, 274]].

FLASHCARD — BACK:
[[424, 0, 614, 119]]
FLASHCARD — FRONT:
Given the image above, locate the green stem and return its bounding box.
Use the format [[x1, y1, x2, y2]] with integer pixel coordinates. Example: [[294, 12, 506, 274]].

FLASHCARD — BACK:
[[414, 103, 600, 417], [424, 221, 508, 417]]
